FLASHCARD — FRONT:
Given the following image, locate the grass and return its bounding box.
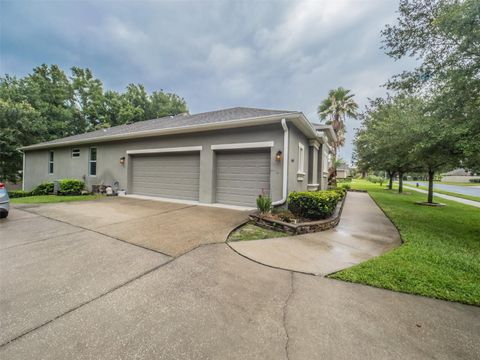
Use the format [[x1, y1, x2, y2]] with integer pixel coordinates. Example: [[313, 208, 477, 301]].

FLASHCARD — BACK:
[[11, 194, 104, 204], [331, 179, 480, 306], [409, 184, 480, 202], [228, 222, 289, 242]]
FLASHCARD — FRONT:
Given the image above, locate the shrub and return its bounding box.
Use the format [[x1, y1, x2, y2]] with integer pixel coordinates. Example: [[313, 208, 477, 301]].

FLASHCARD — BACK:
[[367, 175, 385, 186], [32, 182, 54, 195], [59, 179, 85, 195], [8, 190, 33, 198], [339, 183, 351, 190], [333, 188, 347, 199], [288, 190, 341, 220], [256, 194, 272, 214], [469, 179, 480, 183]]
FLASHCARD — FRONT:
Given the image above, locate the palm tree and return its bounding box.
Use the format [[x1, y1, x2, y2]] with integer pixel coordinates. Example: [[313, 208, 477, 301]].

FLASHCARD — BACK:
[[318, 87, 358, 186]]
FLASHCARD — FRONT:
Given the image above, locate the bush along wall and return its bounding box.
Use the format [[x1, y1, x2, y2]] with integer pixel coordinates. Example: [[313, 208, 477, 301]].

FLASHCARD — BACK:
[[8, 190, 33, 198], [58, 179, 85, 195], [27, 179, 86, 196], [31, 182, 54, 195], [288, 190, 344, 221]]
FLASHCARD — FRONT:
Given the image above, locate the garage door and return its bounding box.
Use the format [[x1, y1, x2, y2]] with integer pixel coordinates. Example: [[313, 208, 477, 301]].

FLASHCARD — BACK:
[[215, 150, 271, 207], [131, 153, 200, 201]]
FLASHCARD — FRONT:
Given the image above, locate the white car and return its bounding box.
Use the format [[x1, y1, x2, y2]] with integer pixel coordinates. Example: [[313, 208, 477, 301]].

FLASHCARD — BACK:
[[0, 183, 10, 218]]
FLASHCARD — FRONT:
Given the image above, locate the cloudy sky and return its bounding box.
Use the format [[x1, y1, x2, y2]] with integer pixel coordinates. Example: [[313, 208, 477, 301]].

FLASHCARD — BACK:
[[1, 0, 414, 163]]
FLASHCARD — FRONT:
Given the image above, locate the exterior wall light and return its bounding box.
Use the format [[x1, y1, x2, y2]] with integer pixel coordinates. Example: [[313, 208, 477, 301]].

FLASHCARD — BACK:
[[120, 156, 125, 165], [275, 150, 283, 162]]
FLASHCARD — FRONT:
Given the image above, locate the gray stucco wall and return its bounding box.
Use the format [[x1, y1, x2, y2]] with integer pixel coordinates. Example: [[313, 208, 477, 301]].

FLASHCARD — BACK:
[[24, 123, 287, 204], [287, 124, 309, 194]]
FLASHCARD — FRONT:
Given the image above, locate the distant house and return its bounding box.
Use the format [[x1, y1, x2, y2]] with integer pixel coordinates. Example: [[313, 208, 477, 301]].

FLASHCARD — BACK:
[[441, 169, 480, 183], [20, 107, 336, 208], [336, 163, 350, 179]]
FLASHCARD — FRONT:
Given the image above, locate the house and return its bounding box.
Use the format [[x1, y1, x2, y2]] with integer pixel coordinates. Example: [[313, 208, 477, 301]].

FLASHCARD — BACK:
[[336, 163, 350, 179], [20, 107, 336, 208], [441, 169, 480, 183]]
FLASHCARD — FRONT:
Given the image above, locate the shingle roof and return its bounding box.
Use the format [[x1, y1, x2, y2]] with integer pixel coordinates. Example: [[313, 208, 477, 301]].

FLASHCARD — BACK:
[[22, 107, 298, 150]]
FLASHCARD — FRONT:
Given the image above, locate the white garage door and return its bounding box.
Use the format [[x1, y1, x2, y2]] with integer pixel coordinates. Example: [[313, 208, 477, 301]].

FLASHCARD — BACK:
[[215, 150, 271, 207], [131, 153, 200, 201]]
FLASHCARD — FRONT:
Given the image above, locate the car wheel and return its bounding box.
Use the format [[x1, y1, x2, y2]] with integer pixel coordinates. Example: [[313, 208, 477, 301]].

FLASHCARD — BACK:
[[0, 211, 8, 219]]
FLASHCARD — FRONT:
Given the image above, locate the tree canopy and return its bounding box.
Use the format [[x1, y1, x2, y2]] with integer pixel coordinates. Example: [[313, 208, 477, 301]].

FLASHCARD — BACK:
[[382, 0, 480, 171], [354, 0, 479, 204], [0, 64, 188, 182]]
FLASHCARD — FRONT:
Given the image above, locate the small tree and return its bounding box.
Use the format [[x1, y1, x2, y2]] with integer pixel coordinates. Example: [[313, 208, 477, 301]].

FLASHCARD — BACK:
[[318, 87, 358, 187]]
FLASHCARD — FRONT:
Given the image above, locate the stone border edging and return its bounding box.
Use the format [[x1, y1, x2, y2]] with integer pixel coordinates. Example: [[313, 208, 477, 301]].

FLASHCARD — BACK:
[[249, 193, 347, 235]]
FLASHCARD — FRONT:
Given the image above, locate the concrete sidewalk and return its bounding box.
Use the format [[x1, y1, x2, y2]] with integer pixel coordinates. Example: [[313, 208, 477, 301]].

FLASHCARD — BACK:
[[404, 185, 480, 208], [229, 192, 401, 275]]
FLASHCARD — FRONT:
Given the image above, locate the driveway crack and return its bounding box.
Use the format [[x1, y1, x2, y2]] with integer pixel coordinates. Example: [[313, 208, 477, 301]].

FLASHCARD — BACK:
[[0, 258, 174, 348], [283, 272, 294, 360]]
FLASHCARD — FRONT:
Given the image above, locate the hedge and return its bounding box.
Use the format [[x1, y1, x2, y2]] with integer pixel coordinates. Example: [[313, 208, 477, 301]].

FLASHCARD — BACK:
[[27, 179, 86, 196], [58, 179, 85, 195], [8, 190, 33, 198], [288, 190, 343, 220], [31, 182, 54, 195]]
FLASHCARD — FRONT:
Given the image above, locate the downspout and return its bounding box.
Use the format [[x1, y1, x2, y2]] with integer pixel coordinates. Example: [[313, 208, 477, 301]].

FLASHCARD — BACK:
[[22, 151, 25, 191], [272, 119, 289, 206]]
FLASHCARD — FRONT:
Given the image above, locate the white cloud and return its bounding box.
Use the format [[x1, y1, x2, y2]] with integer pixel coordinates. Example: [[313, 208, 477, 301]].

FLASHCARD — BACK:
[[207, 44, 254, 72]]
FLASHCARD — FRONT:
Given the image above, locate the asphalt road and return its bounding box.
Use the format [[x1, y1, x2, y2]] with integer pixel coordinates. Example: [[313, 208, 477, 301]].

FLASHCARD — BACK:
[[405, 181, 480, 197]]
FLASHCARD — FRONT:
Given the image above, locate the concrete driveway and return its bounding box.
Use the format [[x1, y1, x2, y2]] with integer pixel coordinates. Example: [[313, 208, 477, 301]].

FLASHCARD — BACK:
[[17, 197, 249, 256], [0, 198, 478, 359]]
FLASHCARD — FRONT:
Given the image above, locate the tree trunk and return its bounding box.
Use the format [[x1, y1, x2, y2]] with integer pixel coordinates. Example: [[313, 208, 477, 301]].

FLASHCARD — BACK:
[[330, 147, 337, 188], [388, 171, 394, 190], [427, 169, 434, 203], [398, 172, 403, 193]]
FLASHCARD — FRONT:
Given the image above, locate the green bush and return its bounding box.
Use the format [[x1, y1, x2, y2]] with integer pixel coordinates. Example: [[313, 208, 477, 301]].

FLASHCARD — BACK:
[[256, 194, 272, 214], [288, 190, 342, 220], [367, 175, 385, 186], [59, 179, 85, 195], [469, 179, 480, 183], [333, 188, 347, 199], [339, 183, 351, 190], [8, 190, 33, 198], [32, 182, 54, 195]]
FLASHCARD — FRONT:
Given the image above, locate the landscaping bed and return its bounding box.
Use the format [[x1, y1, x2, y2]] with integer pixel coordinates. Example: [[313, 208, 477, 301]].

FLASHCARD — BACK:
[[250, 193, 346, 235], [9, 179, 104, 204], [250, 188, 347, 235]]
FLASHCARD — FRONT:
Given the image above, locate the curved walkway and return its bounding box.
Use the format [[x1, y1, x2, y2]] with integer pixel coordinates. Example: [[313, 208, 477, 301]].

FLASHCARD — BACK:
[[229, 192, 401, 275]]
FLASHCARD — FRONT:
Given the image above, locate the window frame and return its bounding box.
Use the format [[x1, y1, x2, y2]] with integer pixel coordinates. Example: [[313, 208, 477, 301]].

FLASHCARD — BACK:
[[48, 150, 54, 175], [71, 148, 80, 158], [297, 143, 305, 174], [89, 147, 97, 176]]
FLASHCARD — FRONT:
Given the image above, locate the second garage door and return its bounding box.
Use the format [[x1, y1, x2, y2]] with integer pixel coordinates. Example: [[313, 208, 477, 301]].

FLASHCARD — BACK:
[[131, 153, 200, 201], [215, 150, 271, 207]]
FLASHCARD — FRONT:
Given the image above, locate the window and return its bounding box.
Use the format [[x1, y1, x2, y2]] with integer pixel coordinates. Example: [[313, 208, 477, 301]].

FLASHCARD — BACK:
[[298, 143, 305, 173], [72, 148, 80, 158], [48, 151, 54, 174], [89, 147, 97, 176]]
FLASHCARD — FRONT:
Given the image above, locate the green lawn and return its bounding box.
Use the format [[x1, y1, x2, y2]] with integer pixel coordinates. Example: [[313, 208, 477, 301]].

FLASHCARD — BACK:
[[331, 179, 480, 306], [228, 223, 289, 242], [410, 185, 480, 202], [11, 194, 104, 204]]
